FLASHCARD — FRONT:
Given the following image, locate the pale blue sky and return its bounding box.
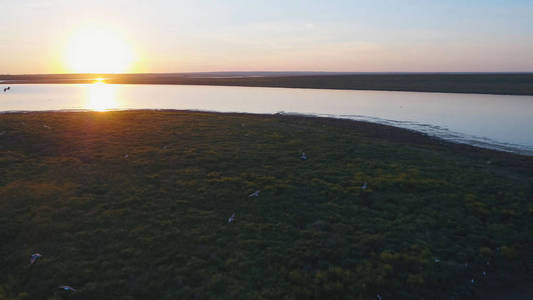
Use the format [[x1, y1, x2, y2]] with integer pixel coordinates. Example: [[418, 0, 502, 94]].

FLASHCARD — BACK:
[[1, 0, 532, 73]]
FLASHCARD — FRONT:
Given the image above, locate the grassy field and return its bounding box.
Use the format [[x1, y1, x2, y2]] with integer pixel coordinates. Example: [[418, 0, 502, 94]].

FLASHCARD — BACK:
[[1, 110, 532, 299], [2, 73, 533, 95]]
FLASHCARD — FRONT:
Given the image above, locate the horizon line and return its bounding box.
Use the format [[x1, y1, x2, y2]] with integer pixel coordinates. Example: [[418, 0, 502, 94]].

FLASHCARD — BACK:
[[2, 71, 533, 76]]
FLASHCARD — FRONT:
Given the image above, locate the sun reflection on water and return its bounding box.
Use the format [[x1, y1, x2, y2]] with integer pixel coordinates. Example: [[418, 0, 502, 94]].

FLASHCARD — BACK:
[[86, 81, 118, 111]]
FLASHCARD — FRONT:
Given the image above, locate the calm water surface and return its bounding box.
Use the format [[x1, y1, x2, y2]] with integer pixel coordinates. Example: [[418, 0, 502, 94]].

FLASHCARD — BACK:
[[1, 83, 532, 155]]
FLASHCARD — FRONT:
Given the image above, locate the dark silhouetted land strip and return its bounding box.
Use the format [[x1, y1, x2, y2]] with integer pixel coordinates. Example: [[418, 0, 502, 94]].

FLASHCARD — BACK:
[[1, 110, 532, 299], [2, 73, 533, 95]]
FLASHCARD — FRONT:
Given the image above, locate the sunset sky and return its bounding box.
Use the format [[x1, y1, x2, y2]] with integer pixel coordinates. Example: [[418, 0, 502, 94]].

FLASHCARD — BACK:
[[1, 0, 532, 74]]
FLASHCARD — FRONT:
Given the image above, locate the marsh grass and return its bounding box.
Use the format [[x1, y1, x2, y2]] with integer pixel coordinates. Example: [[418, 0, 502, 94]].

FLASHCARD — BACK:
[[0, 110, 532, 299]]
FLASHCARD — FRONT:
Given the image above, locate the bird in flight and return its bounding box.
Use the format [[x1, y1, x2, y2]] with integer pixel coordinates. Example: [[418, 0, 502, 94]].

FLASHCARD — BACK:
[[301, 152, 308, 160], [228, 213, 236, 223], [58, 285, 76, 292], [30, 253, 42, 265]]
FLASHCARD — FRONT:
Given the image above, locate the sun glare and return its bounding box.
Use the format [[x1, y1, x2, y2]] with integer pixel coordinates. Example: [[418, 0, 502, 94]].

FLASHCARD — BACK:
[[64, 27, 134, 73], [86, 81, 118, 111]]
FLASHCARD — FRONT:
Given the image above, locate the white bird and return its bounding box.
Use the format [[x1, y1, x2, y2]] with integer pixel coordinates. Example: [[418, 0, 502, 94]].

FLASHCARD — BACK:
[[300, 152, 307, 160], [377, 294, 383, 300], [471, 279, 475, 284], [361, 182, 368, 190], [58, 285, 76, 292], [30, 253, 42, 265], [434, 258, 440, 263], [228, 213, 235, 223], [249, 190, 260, 197]]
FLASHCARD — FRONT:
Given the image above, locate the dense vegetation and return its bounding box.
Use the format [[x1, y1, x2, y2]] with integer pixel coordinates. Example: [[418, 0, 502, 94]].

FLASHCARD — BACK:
[[1, 110, 532, 299], [2, 73, 533, 95]]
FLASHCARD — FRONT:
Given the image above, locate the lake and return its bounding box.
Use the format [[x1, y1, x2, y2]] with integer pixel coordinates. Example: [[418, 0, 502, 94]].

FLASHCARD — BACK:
[[1, 83, 532, 155]]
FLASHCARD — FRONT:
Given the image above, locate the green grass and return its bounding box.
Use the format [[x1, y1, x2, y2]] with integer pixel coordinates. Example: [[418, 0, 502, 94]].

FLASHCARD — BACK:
[[1, 110, 532, 299]]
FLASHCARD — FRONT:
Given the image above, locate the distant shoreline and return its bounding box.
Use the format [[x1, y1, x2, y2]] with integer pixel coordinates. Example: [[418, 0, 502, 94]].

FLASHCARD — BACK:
[[2, 73, 533, 96]]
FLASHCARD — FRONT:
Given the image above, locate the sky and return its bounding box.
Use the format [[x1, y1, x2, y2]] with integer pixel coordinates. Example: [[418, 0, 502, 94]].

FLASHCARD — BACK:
[[1, 0, 533, 74]]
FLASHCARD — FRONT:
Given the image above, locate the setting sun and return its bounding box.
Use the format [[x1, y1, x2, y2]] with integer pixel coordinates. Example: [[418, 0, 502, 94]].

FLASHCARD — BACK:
[[2, 1, 533, 299], [64, 27, 134, 73]]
